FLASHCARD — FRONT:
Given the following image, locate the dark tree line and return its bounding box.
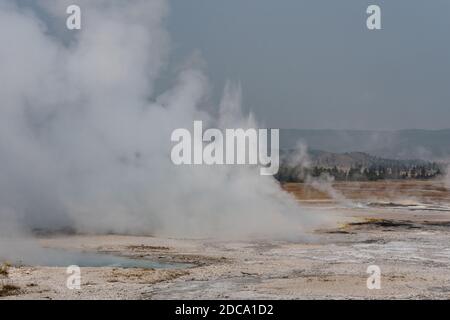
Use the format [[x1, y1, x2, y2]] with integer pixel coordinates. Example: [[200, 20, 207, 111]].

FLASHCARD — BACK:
[[275, 163, 442, 182]]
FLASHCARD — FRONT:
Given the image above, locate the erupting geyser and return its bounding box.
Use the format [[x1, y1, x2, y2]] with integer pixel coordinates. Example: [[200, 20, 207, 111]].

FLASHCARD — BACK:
[[0, 0, 324, 243]]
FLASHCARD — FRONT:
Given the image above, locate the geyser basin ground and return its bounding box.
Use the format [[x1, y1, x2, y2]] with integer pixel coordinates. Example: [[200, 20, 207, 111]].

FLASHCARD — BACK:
[[2, 180, 450, 299]]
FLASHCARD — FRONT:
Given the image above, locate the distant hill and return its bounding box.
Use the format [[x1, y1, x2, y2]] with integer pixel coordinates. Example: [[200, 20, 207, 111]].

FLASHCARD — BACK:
[[280, 129, 450, 161]]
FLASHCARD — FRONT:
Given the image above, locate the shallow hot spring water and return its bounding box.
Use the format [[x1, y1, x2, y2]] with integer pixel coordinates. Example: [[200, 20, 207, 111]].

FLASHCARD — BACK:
[[1, 247, 190, 269]]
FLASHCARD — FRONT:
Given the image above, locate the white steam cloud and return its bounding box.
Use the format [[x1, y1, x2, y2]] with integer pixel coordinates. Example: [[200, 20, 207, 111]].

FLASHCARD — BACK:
[[445, 166, 450, 189], [0, 0, 323, 242]]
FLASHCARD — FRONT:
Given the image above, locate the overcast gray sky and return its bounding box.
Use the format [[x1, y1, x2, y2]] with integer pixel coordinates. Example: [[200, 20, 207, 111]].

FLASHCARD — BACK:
[[166, 0, 450, 130]]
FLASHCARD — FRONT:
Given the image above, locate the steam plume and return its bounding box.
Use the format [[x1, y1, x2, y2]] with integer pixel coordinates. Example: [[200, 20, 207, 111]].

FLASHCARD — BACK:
[[0, 0, 323, 242]]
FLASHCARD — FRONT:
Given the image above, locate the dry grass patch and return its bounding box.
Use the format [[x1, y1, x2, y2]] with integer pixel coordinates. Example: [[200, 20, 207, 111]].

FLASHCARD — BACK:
[[0, 284, 20, 297], [0, 263, 10, 277]]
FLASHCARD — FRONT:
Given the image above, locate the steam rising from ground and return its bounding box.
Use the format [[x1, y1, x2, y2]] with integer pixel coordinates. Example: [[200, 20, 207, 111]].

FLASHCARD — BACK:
[[0, 0, 325, 243], [446, 166, 450, 189]]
